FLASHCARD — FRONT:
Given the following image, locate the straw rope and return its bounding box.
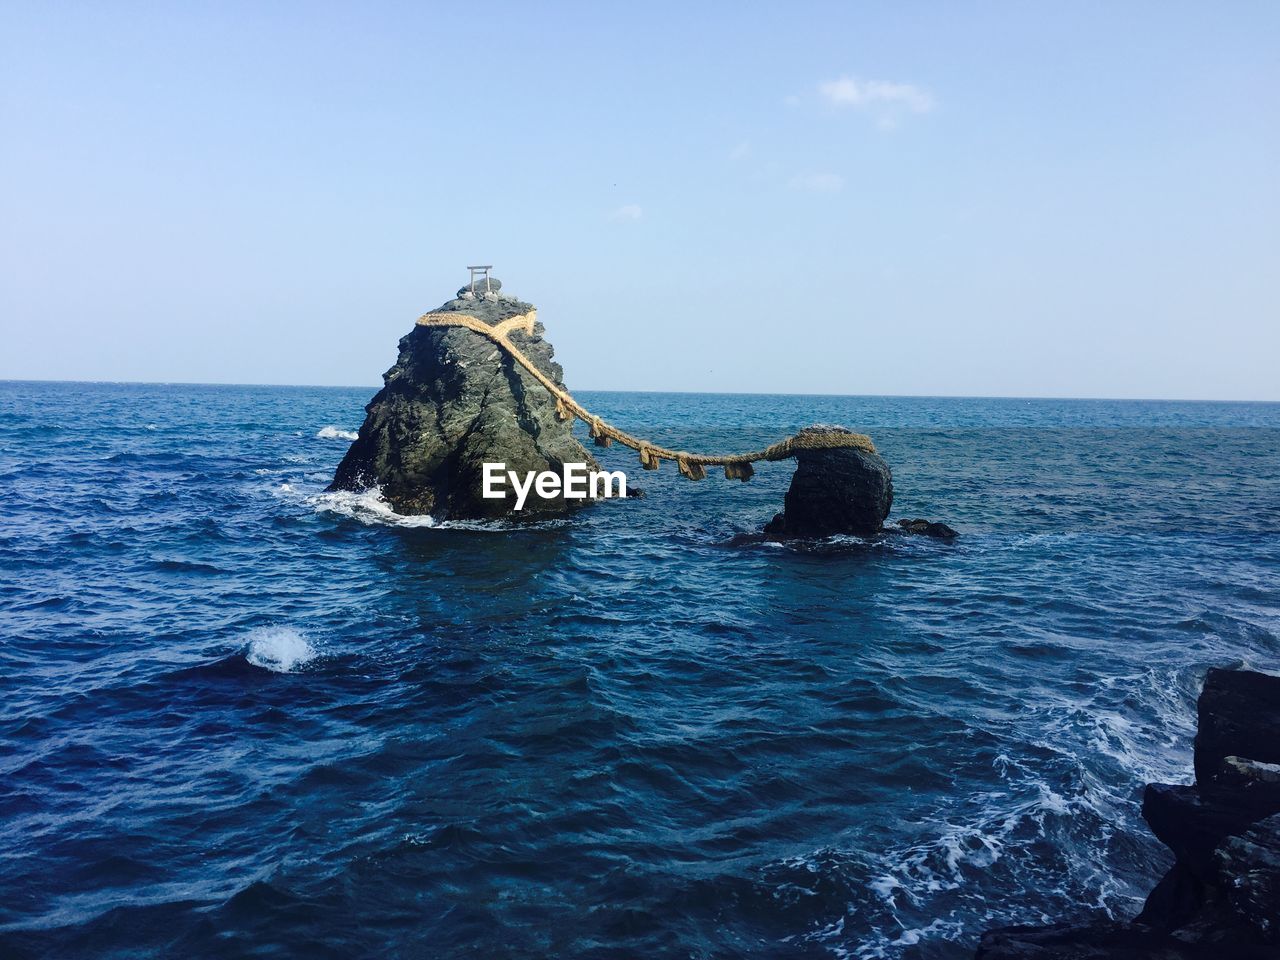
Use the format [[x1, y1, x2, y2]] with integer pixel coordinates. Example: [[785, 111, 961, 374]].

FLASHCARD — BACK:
[[416, 309, 875, 480]]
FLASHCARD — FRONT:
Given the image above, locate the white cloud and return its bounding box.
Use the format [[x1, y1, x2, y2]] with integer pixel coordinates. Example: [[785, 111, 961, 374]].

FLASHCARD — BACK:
[[609, 203, 643, 221], [788, 172, 844, 193], [817, 75, 934, 114]]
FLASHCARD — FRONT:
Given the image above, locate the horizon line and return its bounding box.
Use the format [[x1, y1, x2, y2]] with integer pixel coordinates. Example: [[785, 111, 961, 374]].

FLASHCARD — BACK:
[[2, 377, 1278, 406]]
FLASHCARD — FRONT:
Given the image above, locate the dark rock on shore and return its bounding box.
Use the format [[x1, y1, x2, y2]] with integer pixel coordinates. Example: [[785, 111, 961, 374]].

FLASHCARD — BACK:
[[763, 426, 893, 538], [1193, 669, 1280, 784], [329, 280, 596, 520], [977, 667, 1280, 959]]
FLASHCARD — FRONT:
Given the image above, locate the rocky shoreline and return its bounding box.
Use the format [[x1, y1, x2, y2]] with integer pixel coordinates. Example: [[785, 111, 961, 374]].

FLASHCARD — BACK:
[[978, 667, 1280, 958]]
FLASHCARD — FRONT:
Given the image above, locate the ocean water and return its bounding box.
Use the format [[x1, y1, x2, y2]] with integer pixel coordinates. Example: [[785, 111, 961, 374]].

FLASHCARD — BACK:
[[2, 380, 1278, 959]]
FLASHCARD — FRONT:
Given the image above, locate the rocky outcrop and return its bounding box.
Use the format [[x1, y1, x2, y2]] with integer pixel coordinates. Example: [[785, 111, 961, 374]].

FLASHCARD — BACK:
[[329, 280, 596, 520], [1193, 669, 1280, 784], [977, 668, 1280, 958], [762, 427, 893, 538]]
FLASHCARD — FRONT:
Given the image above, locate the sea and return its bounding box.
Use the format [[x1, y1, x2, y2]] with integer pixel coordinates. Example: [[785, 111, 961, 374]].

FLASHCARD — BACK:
[[2, 380, 1278, 959]]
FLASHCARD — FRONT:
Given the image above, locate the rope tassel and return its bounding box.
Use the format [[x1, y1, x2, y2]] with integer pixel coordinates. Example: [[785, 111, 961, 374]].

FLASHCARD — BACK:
[[678, 459, 706, 481], [555, 397, 571, 422], [639, 446, 659, 470], [724, 461, 754, 482], [589, 416, 613, 446]]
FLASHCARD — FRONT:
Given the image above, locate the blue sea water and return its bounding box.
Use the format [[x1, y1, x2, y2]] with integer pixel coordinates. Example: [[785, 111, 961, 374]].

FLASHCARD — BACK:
[[1, 380, 1278, 959]]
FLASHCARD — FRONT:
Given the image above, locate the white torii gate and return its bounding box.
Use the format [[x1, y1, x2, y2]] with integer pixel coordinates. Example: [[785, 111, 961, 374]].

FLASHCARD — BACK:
[[466, 265, 493, 294]]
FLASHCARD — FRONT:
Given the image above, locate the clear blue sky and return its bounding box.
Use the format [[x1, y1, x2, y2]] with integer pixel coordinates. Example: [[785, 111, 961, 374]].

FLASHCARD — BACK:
[[2, 2, 1277, 399]]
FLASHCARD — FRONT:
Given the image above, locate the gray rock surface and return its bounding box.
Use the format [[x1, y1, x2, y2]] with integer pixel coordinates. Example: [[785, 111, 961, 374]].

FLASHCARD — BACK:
[[762, 426, 892, 538], [329, 282, 597, 520]]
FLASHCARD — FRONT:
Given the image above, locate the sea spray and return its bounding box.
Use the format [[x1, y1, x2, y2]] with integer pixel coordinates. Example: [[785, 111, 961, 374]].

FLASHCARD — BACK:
[[304, 486, 438, 528], [317, 426, 359, 441], [245, 626, 318, 673], [296, 484, 562, 531]]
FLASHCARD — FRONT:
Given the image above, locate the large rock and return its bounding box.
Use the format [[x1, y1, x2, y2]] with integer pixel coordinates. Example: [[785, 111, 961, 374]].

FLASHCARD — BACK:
[[976, 668, 1280, 958], [763, 426, 892, 538], [329, 281, 597, 520], [1194, 669, 1280, 784]]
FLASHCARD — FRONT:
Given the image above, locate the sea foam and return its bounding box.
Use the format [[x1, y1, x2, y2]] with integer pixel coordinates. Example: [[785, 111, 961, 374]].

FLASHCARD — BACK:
[[317, 426, 358, 441], [307, 487, 438, 528], [302, 485, 543, 531], [245, 626, 318, 673]]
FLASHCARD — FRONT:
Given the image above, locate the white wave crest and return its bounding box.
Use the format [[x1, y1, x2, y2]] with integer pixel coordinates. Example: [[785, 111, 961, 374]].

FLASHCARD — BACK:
[[282, 484, 560, 532], [307, 487, 438, 528], [245, 626, 317, 673], [317, 426, 358, 441]]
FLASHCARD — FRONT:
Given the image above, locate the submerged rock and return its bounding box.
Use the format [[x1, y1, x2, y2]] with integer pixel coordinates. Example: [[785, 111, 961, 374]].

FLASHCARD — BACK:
[[763, 426, 892, 538], [977, 667, 1280, 958], [897, 518, 960, 539], [329, 280, 596, 520]]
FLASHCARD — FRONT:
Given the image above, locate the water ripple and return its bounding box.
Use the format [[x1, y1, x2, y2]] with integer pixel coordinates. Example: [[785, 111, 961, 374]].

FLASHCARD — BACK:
[[0, 382, 1277, 958]]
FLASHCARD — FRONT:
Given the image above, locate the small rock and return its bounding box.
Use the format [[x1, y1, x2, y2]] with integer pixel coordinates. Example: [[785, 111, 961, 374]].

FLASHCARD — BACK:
[[763, 426, 892, 539], [1222, 756, 1280, 787], [897, 518, 959, 539]]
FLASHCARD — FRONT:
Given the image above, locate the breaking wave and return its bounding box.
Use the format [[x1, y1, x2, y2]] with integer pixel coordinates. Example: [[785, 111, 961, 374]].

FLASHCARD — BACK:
[[296, 485, 560, 532], [316, 426, 358, 441], [244, 626, 318, 673], [305, 487, 438, 528]]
